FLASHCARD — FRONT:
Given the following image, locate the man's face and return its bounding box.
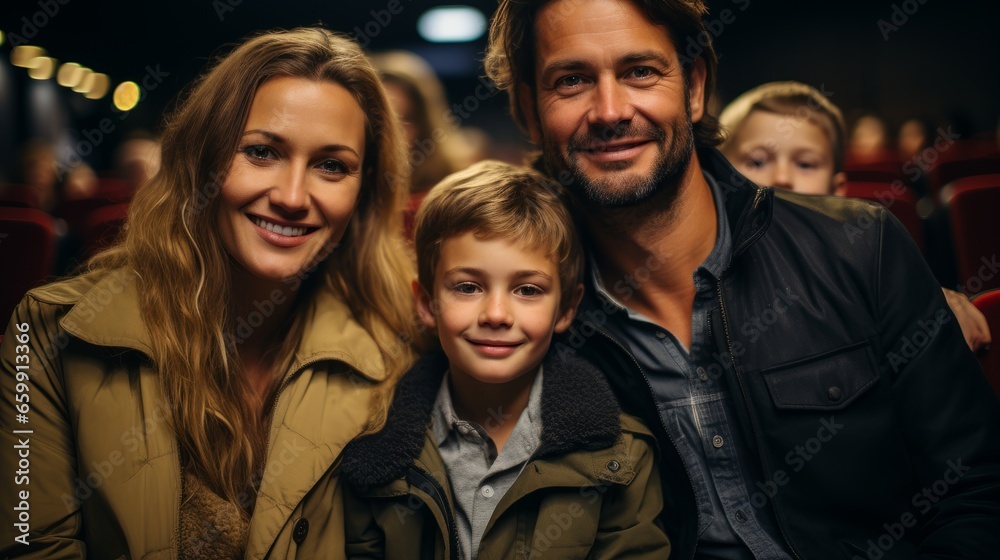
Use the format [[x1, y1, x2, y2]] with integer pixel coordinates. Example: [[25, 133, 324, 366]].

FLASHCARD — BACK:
[[529, 0, 704, 208]]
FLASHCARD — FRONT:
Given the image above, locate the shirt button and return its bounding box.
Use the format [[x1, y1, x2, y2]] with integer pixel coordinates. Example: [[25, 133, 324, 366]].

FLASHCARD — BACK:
[[481, 485, 495, 498], [712, 435, 724, 448], [656, 331, 667, 339], [735, 510, 747, 523], [696, 367, 708, 380]]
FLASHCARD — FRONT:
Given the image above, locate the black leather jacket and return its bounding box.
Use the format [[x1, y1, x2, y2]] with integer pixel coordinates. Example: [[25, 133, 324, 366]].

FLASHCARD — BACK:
[[568, 148, 1000, 559]]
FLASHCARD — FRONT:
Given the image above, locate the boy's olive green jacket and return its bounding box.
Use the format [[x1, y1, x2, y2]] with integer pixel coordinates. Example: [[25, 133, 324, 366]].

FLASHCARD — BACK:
[[340, 348, 671, 559], [0, 268, 393, 559]]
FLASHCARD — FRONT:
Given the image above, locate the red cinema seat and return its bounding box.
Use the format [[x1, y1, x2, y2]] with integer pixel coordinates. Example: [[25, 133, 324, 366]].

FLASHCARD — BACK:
[[940, 173, 1000, 205], [0, 185, 39, 208], [950, 186, 1000, 294], [971, 289, 1000, 401], [840, 182, 924, 251], [0, 208, 56, 325], [930, 157, 1000, 202]]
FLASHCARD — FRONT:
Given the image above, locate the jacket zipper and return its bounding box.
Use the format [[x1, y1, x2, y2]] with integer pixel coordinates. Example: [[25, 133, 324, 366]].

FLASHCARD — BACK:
[[714, 277, 802, 560], [407, 466, 460, 560], [589, 324, 699, 560]]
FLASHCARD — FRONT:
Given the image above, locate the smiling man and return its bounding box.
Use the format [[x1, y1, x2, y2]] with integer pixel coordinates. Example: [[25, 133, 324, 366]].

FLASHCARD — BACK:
[[485, 0, 1000, 558]]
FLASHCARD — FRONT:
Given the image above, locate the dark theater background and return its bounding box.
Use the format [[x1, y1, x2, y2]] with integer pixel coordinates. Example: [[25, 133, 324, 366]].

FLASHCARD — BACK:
[[1, 0, 998, 172]]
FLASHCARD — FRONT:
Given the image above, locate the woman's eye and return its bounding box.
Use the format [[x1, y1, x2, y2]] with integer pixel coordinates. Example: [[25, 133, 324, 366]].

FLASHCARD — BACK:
[[243, 145, 273, 160], [319, 159, 348, 174]]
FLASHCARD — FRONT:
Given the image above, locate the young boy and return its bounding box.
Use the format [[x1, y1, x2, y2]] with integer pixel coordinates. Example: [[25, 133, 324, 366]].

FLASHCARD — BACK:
[[718, 81, 849, 197], [717, 81, 990, 351], [341, 161, 669, 559]]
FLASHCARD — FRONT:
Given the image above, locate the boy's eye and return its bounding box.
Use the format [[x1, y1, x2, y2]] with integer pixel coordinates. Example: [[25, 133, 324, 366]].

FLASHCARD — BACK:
[[515, 285, 543, 297], [454, 283, 481, 295]]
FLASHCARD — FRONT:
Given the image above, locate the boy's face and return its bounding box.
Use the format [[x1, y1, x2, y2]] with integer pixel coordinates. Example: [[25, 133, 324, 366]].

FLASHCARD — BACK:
[[416, 232, 580, 386], [724, 109, 845, 196]]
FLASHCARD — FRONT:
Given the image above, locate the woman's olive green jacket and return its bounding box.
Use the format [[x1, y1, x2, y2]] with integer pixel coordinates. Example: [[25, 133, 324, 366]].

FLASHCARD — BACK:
[[1, 268, 391, 559]]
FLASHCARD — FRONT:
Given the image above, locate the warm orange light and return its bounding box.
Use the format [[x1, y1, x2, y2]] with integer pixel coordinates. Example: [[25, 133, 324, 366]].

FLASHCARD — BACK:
[[12, 46, 45, 68], [113, 81, 140, 111], [84, 73, 110, 99], [72, 68, 95, 93], [57, 62, 85, 87], [27, 57, 56, 80]]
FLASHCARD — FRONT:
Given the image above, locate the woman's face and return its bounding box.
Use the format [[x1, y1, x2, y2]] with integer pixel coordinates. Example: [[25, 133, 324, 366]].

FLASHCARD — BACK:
[[216, 76, 367, 285]]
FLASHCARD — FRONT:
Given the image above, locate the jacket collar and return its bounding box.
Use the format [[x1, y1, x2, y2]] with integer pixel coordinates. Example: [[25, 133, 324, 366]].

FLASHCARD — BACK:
[[59, 268, 387, 382], [341, 339, 623, 490], [697, 146, 774, 258]]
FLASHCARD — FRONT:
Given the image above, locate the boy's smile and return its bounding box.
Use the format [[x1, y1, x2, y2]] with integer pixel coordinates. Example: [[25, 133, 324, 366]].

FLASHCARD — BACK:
[[416, 232, 578, 387]]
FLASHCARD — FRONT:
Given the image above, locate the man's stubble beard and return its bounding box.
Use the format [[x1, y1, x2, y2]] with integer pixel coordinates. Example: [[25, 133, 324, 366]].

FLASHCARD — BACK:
[[541, 104, 696, 211]]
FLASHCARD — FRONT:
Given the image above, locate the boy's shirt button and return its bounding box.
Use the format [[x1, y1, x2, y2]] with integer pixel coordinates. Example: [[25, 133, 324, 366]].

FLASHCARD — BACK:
[[481, 485, 495, 498]]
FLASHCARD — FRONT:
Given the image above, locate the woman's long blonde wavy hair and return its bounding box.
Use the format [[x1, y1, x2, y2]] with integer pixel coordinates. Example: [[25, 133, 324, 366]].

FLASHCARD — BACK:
[[88, 28, 427, 515]]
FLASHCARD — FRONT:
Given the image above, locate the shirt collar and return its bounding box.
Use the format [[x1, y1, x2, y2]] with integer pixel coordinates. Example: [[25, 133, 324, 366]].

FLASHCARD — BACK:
[[589, 169, 733, 312], [431, 365, 545, 447]]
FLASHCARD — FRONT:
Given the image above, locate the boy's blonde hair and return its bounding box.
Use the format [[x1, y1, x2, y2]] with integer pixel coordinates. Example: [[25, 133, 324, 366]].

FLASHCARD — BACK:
[[414, 160, 584, 313], [719, 81, 847, 172]]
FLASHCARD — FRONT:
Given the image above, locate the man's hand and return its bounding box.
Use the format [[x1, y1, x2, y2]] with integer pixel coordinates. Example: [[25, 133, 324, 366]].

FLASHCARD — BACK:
[[943, 288, 992, 351]]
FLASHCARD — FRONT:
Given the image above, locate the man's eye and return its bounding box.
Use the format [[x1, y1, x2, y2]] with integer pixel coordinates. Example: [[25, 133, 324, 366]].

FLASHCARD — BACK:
[[629, 66, 654, 79], [556, 75, 583, 89]]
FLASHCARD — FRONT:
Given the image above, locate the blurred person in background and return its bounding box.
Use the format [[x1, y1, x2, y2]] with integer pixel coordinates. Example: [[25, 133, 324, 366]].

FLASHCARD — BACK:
[[113, 130, 163, 192], [720, 81, 990, 351], [847, 113, 893, 166], [370, 50, 472, 239]]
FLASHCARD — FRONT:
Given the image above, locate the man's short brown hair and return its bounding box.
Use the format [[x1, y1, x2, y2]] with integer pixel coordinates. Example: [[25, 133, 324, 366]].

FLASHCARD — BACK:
[[414, 160, 584, 313], [485, 0, 723, 147]]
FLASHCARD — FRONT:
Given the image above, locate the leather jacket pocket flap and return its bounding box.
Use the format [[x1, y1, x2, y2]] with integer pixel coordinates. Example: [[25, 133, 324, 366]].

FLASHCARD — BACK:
[[760, 342, 878, 411]]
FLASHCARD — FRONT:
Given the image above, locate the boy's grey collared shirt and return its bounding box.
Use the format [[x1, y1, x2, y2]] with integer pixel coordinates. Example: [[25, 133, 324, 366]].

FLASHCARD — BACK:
[[431, 367, 544, 560], [589, 171, 792, 559]]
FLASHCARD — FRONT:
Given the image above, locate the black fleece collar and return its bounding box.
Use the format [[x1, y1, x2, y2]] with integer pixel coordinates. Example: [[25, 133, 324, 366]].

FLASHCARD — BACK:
[[340, 339, 622, 490]]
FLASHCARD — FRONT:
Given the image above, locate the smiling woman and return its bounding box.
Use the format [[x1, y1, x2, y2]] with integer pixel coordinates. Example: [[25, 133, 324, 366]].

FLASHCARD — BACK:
[[0, 28, 427, 559]]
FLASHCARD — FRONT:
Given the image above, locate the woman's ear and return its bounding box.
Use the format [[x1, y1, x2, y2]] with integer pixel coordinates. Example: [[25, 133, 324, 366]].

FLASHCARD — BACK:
[[553, 283, 585, 334], [413, 280, 437, 330]]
